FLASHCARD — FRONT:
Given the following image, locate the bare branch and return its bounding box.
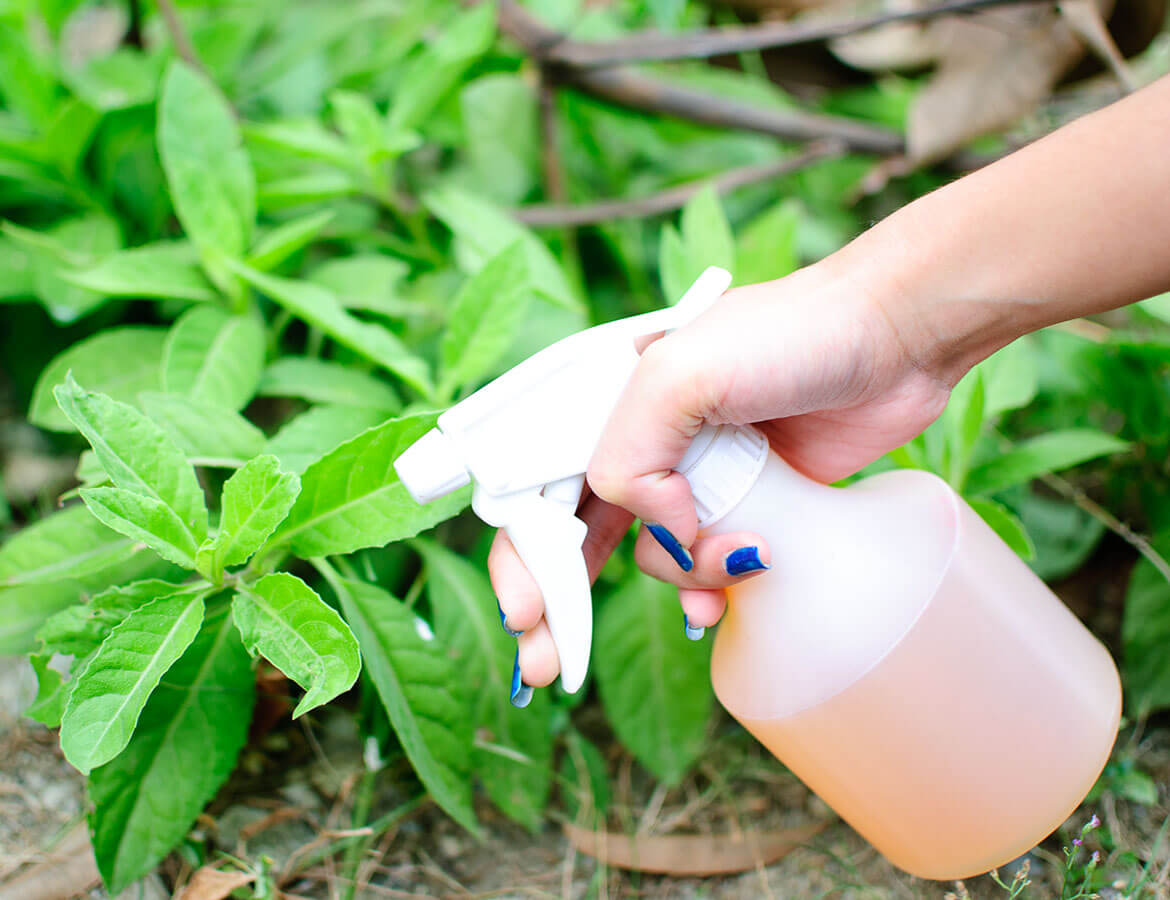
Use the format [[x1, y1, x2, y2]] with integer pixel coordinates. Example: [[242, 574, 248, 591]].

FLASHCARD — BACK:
[[513, 140, 845, 227], [528, 0, 1036, 68]]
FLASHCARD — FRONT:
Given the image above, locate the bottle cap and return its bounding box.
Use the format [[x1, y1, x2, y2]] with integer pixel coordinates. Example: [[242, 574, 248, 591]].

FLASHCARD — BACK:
[[679, 424, 769, 527]]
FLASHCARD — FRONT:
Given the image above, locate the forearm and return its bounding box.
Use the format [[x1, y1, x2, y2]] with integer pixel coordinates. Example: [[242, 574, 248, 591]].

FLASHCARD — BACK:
[[847, 74, 1170, 384]]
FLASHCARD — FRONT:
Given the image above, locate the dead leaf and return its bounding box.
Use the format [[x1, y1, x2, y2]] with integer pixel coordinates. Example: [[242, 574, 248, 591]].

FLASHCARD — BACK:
[[562, 821, 827, 875], [1058, 0, 1136, 89], [0, 822, 100, 900], [175, 867, 255, 900]]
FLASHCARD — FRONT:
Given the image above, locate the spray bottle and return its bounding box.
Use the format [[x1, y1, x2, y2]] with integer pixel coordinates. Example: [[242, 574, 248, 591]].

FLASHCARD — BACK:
[[393, 267, 1121, 879]]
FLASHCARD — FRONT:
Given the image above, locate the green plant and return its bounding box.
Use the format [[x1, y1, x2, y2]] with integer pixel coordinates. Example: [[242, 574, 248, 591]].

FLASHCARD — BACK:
[[0, 0, 1167, 894]]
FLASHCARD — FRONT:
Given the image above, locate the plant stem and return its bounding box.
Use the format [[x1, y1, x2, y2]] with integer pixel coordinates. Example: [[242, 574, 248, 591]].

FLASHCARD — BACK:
[[339, 766, 378, 900]]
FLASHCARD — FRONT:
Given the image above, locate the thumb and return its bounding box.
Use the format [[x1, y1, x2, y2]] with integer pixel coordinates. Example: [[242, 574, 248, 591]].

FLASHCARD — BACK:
[[586, 332, 717, 568]]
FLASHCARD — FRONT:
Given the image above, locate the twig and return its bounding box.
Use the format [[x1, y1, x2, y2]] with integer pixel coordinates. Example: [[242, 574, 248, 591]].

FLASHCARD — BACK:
[[514, 140, 844, 226], [156, 0, 208, 76], [497, 0, 904, 156], [538, 78, 568, 205], [508, 0, 1035, 68], [1040, 472, 1170, 585]]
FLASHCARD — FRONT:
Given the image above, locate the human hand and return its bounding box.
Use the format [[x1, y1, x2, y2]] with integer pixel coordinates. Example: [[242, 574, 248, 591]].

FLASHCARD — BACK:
[[488, 250, 955, 702]]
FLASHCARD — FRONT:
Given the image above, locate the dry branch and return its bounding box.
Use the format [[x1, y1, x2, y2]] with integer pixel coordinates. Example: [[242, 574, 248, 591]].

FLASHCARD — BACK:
[[514, 140, 845, 227]]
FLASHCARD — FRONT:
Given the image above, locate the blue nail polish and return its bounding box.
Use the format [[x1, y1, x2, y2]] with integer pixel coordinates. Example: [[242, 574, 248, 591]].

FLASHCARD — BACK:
[[683, 614, 705, 641], [647, 523, 694, 572], [510, 649, 533, 708], [498, 603, 522, 637], [724, 546, 769, 577]]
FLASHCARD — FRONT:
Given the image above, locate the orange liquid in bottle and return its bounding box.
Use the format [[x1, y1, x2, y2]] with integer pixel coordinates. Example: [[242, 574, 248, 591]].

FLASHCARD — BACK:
[[707, 457, 1121, 879]]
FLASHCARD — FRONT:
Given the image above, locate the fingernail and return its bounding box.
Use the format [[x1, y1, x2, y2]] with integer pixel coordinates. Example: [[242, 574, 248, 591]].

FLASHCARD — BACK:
[[684, 614, 705, 641], [646, 523, 694, 572], [724, 546, 769, 577], [498, 602, 522, 637], [510, 649, 533, 708]]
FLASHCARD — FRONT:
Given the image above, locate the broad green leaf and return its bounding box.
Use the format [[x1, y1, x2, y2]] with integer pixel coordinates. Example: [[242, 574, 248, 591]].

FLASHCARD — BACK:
[[595, 572, 713, 784], [944, 368, 985, 489], [307, 254, 413, 316], [38, 579, 180, 660], [660, 186, 734, 304], [0, 581, 85, 655], [460, 74, 538, 204], [387, 2, 496, 133], [439, 243, 530, 397], [424, 186, 580, 312], [29, 326, 167, 432], [263, 404, 387, 474], [965, 430, 1130, 496], [330, 90, 386, 158], [61, 589, 206, 774], [65, 241, 216, 303], [337, 577, 477, 833], [271, 412, 469, 557], [26, 654, 67, 727], [247, 209, 335, 271], [162, 306, 266, 411], [0, 235, 32, 299], [230, 262, 432, 396], [197, 456, 300, 580], [81, 487, 202, 569], [0, 505, 137, 587], [735, 198, 800, 286], [88, 607, 255, 893], [62, 46, 163, 110], [244, 120, 354, 170], [258, 357, 401, 410], [559, 730, 610, 823], [1139, 291, 1170, 324], [979, 335, 1038, 418], [257, 171, 357, 209], [233, 573, 358, 717], [138, 392, 267, 464], [1123, 534, 1170, 715], [1015, 491, 1105, 581], [967, 498, 1035, 560], [5, 215, 123, 323], [416, 540, 553, 829], [158, 61, 256, 262], [54, 376, 208, 551]]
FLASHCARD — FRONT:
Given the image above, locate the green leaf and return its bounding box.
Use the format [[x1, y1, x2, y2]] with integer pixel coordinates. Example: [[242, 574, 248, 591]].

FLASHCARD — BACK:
[[271, 412, 469, 557], [258, 357, 401, 410], [337, 577, 477, 833], [62, 46, 163, 110], [559, 730, 610, 823], [247, 209, 335, 271], [229, 262, 432, 396], [54, 376, 208, 553], [138, 392, 267, 464], [88, 606, 255, 893], [263, 405, 387, 474], [965, 430, 1130, 496], [1138, 291, 1170, 324], [735, 198, 800, 286], [595, 572, 713, 784], [232, 572, 357, 717], [307, 254, 413, 316], [26, 654, 67, 727], [1015, 491, 1105, 581], [415, 540, 553, 829], [38, 579, 177, 660], [29, 326, 167, 432], [257, 171, 356, 209], [65, 241, 217, 303], [967, 498, 1035, 560], [5, 215, 123, 323], [979, 335, 1038, 418], [439, 243, 531, 397], [244, 120, 354, 170], [158, 61, 255, 264], [162, 306, 266, 411], [944, 367, 985, 489], [81, 486, 202, 569], [61, 588, 206, 774], [660, 186, 734, 304], [0, 582, 86, 656], [330, 90, 386, 157], [387, 2, 496, 133], [1123, 534, 1170, 715], [460, 74, 538, 204], [0, 234, 33, 299], [197, 456, 300, 580], [424, 186, 580, 312], [0, 505, 137, 587]]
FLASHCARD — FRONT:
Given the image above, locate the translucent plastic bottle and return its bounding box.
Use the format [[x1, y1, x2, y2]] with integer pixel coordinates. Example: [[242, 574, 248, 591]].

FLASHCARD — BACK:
[[680, 424, 1122, 880]]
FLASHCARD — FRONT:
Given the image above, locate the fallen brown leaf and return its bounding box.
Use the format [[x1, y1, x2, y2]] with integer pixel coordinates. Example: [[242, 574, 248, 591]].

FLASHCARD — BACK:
[[0, 822, 99, 900], [175, 867, 255, 900], [562, 821, 828, 875]]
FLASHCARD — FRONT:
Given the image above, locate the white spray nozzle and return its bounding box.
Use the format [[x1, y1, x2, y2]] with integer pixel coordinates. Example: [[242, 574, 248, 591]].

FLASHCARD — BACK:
[[393, 267, 733, 694]]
